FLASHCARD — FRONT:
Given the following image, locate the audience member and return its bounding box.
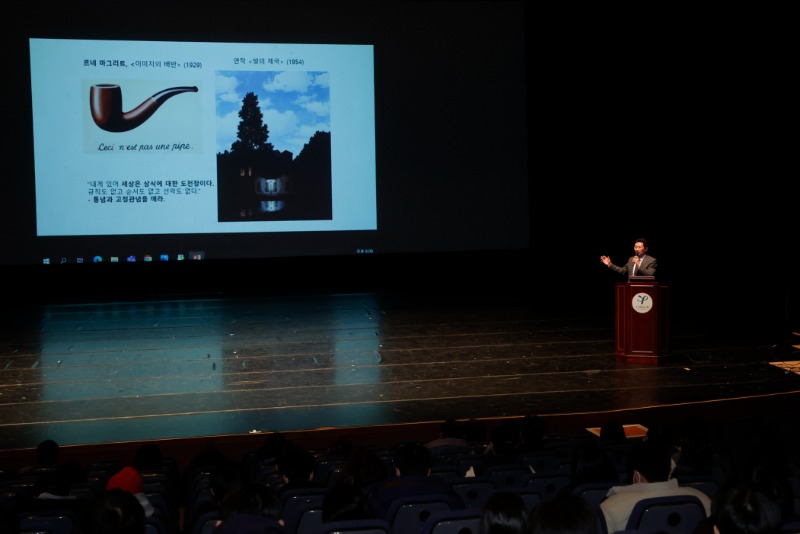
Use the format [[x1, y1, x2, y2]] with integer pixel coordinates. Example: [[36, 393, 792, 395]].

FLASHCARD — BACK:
[[274, 443, 322, 496], [671, 416, 715, 479], [600, 440, 711, 533], [643, 423, 680, 477], [11, 459, 90, 526], [241, 434, 286, 488], [367, 442, 462, 519], [133, 442, 165, 473], [426, 419, 470, 451], [567, 440, 620, 490], [596, 420, 632, 483], [479, 490, 528, 534], [529, 492, 599, 534], [514, 414, 546, 456], [85, 488, 146, 534], [482, 420, 522, 469], [106, 466, 156, 517], [740, 442, 797, 526], [251, 433, 288, 465], [209, 459, 246, 510], [182, 455, 241, 534], [181, 445, 228, 505], [464, 419, 490, 452], [343, 445, 388, 490], [214, 481, 283, 534], [18, 439, 61, 475], [598, 420, 627, 444], [705, 481, 783, 534], [0, 498, 18, 534], [323, 477, 377, 522]]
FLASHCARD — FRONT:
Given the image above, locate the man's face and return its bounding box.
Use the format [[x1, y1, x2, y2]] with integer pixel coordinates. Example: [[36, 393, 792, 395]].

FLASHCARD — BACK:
[[634, 242, 647, 256]]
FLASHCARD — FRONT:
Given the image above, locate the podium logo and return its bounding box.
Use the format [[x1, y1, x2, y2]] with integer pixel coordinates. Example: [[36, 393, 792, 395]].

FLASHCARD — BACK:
[[632, 293, 653, 314]]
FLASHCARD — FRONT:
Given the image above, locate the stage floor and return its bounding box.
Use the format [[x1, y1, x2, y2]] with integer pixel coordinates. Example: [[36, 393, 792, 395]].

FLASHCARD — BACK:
[[1, 291, 799, 453]]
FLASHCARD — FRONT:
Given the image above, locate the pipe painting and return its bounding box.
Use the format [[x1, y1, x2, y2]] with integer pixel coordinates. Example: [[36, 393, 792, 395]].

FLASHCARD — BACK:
[[90, 84, 198, 133]]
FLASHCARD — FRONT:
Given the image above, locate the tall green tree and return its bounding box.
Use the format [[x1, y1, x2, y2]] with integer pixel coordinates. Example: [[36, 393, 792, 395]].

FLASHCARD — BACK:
[[230, 92, 273, 153]]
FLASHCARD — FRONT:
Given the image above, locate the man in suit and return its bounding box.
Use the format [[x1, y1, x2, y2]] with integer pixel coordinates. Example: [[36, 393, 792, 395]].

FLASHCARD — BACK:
[[600, 237, 657, 278]]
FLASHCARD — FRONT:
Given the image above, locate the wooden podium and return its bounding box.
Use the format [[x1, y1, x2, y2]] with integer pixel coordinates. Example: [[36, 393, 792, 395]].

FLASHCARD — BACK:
[[615, 278, 669, 364]]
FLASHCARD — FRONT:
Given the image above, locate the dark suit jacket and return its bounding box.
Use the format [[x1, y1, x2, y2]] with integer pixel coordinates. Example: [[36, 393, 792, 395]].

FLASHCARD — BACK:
[[608, 254, 657, 278]]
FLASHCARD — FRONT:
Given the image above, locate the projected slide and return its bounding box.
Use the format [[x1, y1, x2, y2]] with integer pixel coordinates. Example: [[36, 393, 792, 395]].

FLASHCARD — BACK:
[[29, 38, 376, 237]]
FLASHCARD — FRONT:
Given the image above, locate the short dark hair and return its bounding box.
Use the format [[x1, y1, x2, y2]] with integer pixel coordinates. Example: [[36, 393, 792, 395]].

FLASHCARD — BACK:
[[529, 492, 598, 534], [36, 439, 60, 465], [714, 482, 782, 534], [627, 440, 672, 482], [86, 488, 145, 534], [481, 491, 529, 533], [276, 444, 315, 482], [392, 443, 431, 476]]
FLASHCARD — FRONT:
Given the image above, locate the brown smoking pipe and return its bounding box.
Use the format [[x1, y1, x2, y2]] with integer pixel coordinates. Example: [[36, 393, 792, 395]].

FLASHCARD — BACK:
[[90, 84, 198, 133]]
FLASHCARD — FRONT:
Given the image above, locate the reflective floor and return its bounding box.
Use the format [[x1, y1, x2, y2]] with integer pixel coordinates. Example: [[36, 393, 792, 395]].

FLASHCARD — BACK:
[[1, 291, 799, 452]]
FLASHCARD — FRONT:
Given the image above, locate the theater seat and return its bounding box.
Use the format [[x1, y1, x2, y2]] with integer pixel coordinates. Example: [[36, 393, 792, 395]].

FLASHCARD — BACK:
[[624, 495, 707, 534]]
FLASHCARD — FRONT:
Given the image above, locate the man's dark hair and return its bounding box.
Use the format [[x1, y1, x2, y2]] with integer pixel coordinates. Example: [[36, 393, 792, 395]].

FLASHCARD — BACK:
[[440, 418, 464, 439], [86, 488, 146, 534], [714, 482, 782, 534], [36, 439, 60, 465], [276, 444, 315, 482], [392, 443, 431, 476], [529, 492, 598, 534], [626, 440, 672, 482]]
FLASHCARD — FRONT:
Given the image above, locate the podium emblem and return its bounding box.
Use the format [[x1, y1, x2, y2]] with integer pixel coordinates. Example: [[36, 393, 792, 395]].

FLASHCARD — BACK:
[[632, 292, 654, 314]]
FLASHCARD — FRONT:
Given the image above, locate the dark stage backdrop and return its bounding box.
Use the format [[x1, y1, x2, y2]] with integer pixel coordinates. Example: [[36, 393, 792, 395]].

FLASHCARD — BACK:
[[2, 3, 795, 342]]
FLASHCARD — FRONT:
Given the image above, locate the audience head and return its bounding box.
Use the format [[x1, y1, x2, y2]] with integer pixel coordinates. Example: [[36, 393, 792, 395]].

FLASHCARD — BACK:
[[713, 482, 782, 534], [439, 418, 465, 439], [529, 492, 599, 534], [479, 490, 529, 534], [33, 460, 86, 497], [86, 488, 146, 534], [392, 443, 432, 476], [464, 419, 489, 446], [644, 423, 676, 450], [106, 466, 146, 494], [626, 440, 672, 483], [322, 478, 376, 522], [737, 444, 795, 525], [518, 413, 546, 449], [345, 445, 388, 488], [36, 439, 60, 466], [276, 444, 315, 484], [209, 459, 245, 506], [672, 415, 715, 477], [255, 432, 288, 462], [106, 466, 155, 517], [133, 443, 164, 472], [326, 436, 355, 459], [488, 421, 520, 458], [599, 420, 627, 443], [570, 440, 619, 486], [220, 482, 281, 520]]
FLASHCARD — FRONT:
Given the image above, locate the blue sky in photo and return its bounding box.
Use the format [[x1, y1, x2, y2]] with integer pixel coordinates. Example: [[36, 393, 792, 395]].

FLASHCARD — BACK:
[[215, 70, 330, 158]]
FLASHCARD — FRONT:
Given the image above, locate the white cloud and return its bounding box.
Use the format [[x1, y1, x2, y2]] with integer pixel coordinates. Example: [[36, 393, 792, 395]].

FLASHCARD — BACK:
[[215, 73, 240, 103], [263, 71, 314, 92]]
